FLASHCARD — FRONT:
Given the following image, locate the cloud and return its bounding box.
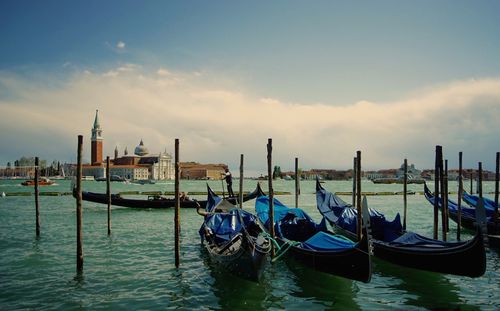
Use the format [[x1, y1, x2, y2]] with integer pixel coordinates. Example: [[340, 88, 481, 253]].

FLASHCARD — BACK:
[[116, 41, 126, 49], [1, 67, 500, 173], [157, 68, 170, 76]]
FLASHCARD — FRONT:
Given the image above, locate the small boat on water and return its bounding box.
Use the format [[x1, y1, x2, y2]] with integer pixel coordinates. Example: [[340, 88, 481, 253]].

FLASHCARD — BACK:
[[198, 185, 270, 281], [131, 179, 156, 185], [21, 178, 55, 186], [255, 195, 373, 283], [95, 175, 128, 182], [76, 183, 265, 209], [317, 181, 486, 277], [371, 176, 425, 184]]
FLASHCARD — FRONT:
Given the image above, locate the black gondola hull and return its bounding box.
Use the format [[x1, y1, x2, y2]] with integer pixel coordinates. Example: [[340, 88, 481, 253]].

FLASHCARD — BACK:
[[77, 183, 264, 209], [330, 225, 485, 277], [317, 181, 486, 278], [277, 233, 372, 283], [203, 237, 268, 281]]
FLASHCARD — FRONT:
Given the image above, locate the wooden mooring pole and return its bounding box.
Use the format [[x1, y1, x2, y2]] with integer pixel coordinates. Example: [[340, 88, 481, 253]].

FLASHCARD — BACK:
[[267, 139, 275, 256], [495, 152, 499, 226], [106, 156, 111, 235], [356, 151, 362, 240], [35, 157, 40, 237], [174, 138, 180, 268], [403, 159, 408, 232], [76, 135, 83, 273], [352, 157, 357, 208], [457, 152, 463, 241], [239, 154, 244, 209], [433, 146, 441, 240], [444, 159, 449, 233], [440, 155, 447, 241], [295, 157, 299, 209], [478, 162, 483, 199], [470, 172, 474, 194]]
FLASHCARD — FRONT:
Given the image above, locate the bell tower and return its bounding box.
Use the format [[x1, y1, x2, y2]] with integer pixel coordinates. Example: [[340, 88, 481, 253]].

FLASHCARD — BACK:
[[91, 110, 103, 165]]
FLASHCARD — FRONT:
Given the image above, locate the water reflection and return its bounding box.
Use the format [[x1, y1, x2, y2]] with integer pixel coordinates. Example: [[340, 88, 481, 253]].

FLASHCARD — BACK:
[[285, 258, 359, 310], [370, 259, 480, 310], [200, 247, 274, 310]]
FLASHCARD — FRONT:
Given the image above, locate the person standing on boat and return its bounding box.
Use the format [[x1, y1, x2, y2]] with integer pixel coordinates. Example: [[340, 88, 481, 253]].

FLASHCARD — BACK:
[[222, 168, 235, 197]]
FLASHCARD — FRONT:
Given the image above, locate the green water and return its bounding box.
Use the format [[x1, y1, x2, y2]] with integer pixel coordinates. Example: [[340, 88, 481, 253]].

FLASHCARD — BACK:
[[0, 179, 498, 310]]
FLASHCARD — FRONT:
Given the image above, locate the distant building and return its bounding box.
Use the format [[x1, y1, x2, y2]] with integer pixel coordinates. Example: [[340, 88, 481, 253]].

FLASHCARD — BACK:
[[366, 163, 422, 180], [180, 162, 227, 180], [82, 110, 174, 180], [91, 110, 103, 165]]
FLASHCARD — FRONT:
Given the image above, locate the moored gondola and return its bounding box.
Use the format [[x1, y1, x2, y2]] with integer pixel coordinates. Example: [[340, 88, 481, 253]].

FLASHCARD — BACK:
[[317, 181, 486, 278], [423, 183, 498, 234], [255, 195, 373, 283], [76, 183, 265, 209], [198, 185, 270, 281]]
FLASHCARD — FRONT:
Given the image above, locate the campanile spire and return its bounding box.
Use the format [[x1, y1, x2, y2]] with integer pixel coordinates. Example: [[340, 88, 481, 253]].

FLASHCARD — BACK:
[[91, 110, 103, 165]]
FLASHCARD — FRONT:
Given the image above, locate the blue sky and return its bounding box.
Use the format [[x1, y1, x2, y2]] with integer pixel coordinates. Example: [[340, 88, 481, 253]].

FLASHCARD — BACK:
[[1, 1, 500, 173]]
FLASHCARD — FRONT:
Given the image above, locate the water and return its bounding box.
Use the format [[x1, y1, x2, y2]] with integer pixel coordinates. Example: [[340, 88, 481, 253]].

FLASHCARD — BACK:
[[0, 179, 499, 310]]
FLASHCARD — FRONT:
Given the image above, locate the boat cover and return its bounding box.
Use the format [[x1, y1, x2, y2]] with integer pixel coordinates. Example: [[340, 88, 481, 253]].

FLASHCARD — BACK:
[[255, 196, 355, 251], [389, 231, 464, 248], [423, 184, 492, 222], [200, 185, 259, 244], [462, 191, 497, 215], [316, 187, 402, 242]]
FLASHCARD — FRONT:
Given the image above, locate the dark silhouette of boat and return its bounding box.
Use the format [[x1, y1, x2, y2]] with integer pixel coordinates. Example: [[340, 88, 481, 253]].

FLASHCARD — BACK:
[[77, 183, 265, 209]]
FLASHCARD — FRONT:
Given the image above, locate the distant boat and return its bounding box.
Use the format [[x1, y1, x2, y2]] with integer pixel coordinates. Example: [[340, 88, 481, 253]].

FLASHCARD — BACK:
[[95, 175, 127, 182], [131, 179, 156, 185], [21, 177, 55, 186], [77, 183, 265, 209], [371, 176, 425, 184]]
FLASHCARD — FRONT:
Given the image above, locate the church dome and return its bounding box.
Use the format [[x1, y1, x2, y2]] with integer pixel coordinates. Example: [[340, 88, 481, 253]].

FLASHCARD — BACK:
[[134, 139, 149, 156]]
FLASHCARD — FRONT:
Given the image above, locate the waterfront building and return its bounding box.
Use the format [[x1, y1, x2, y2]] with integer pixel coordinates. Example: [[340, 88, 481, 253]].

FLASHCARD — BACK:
[[82, 111, 174, 181], [180, 162, 227, 180]]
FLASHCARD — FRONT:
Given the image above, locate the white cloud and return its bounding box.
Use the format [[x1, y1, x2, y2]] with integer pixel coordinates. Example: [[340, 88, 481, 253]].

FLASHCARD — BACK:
[[157, 68, 170, 76], [116, 41, 125, 49], [1, 67, 500, 173]]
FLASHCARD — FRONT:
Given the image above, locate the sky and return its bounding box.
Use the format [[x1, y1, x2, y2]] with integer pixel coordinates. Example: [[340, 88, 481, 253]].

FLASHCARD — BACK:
[[1, 1, 500, 175]]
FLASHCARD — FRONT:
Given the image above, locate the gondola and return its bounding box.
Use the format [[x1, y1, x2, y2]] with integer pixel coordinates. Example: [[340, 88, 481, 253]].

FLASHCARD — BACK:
[[317, 181, 486, 278], [462, 190, 499, 215], [198, 185, 270, 281], [255, 195, 372, 283], [423, 183, 498, 234], [76, 183, 265, 209]]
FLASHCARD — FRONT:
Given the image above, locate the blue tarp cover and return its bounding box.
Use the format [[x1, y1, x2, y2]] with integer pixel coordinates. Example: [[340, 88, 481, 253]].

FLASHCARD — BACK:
[[390, 232, 464, 248], [424, 185, 492, 222], [301, 231, 355, 251], [255, 196, 311, 227], [316, 188, 402, 242], [255, 195, 355, 251], [462, 191, 497, 215], [200, 185, 258, 245]]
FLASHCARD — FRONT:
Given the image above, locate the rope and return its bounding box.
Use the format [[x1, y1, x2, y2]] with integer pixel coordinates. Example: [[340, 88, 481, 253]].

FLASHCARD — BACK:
[[259, 232, 300, 262]]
